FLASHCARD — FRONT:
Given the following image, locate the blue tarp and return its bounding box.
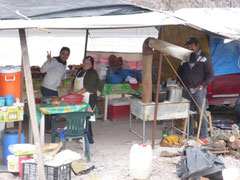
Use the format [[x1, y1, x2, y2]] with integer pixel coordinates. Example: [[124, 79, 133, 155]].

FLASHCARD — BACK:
[[210, 38, 240, 76]]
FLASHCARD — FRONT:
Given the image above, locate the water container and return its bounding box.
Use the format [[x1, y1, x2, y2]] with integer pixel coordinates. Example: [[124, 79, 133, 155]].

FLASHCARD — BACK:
[[0, 66, 21, 99], [2, 128, 25, 165], [129, 144, 152, 180], [222, 168, 240, 180]]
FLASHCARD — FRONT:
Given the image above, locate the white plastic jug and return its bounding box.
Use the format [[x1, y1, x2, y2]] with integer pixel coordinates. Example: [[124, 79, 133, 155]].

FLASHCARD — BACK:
[[129, 144, 152, 180], [7, 155, 19, 172], [222, 168, 240, 180]]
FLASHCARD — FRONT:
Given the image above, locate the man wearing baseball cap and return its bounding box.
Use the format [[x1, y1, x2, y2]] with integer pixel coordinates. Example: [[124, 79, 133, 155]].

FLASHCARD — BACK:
[[177, 37, 214, 139]]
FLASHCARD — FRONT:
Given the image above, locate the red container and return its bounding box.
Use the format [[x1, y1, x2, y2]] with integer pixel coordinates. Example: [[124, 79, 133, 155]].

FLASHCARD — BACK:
[[62, 94, 84, 104], [107, 98, 130, 121], [19, 155, 34, 179]]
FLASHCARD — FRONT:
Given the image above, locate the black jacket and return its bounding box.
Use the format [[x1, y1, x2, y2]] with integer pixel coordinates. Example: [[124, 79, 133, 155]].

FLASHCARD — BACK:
[[177, 51, 214, 88]]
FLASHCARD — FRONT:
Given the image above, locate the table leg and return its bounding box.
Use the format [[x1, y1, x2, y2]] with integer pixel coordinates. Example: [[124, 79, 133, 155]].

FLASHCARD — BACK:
[[104, 95, 108, 121], [40, 112, 45, 143], [28, 119, 33, 144], [183, 117, 189, 140], [129, 106, 132, 141], [143, 120, 145, 142]]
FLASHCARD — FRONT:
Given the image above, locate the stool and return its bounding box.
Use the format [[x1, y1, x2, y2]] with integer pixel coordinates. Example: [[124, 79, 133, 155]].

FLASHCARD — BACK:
[[189, 110, 213, 136]]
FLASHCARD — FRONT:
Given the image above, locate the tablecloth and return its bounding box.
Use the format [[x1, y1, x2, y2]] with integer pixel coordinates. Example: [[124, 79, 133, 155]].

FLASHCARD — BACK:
[[36, 103, 92, 125], [100, 83, 142, 96]]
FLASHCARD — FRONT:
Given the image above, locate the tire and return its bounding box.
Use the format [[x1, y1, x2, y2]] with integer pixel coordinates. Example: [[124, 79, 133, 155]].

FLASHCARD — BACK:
[[234, 98, 240, 124]]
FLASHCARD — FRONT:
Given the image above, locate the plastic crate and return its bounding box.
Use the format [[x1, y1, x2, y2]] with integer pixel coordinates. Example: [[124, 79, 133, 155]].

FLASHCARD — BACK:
[[22, 162, 71, 180]]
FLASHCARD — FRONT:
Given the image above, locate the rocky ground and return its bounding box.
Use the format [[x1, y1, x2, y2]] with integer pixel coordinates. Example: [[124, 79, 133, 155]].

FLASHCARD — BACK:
[[1, 105, 240, 180]]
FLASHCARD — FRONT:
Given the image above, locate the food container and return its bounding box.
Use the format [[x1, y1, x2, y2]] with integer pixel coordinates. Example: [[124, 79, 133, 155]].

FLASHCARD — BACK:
[[106, 74, 123, 84], [62, 94, 84, 104], [166, 85, 183, 102], [118, 69, 135, 79]]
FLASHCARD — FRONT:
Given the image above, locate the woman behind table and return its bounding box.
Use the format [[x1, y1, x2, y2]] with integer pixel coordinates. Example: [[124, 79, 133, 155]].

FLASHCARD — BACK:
[[40, 47, 70, 133], [71, 56, 99, 144], [40, 47, 70, 97]]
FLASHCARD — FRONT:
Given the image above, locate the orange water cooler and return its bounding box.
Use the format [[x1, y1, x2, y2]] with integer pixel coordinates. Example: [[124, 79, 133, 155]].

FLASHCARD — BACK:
[[0, 66, 21, 99]]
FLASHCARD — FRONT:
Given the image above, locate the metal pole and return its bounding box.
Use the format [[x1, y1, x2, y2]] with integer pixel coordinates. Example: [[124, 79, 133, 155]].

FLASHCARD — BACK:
[[84, 29, 89, 58]]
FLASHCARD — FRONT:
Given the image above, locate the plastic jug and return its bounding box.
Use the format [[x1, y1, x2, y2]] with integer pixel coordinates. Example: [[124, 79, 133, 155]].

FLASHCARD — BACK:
[[222, 168, 239, 180], [129, 144, 152, 180]]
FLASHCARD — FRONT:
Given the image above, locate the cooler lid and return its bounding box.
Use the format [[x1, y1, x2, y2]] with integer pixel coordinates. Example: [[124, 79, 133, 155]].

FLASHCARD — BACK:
[[109, 98, 130, 106], [0, 66, 21, 73]]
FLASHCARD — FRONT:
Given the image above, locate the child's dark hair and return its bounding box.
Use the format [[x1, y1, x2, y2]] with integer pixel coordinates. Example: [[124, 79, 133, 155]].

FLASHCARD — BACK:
[[60, 47, 70, 54]]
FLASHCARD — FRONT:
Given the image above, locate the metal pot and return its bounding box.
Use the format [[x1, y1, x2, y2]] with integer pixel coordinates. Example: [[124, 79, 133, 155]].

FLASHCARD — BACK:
[[167, 85, 183, 102]]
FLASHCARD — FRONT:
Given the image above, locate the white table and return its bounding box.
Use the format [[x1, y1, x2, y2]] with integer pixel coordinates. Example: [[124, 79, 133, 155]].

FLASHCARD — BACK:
[[129, 98, 190, 142]]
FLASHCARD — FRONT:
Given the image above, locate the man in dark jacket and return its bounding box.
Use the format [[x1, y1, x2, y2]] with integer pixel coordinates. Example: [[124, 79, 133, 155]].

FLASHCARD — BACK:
[[177, 37, 214, 139]]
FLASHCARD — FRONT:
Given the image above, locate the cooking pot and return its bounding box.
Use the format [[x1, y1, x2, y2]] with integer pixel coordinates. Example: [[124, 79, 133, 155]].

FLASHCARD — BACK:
[[166, 85, 183, 102], [152, 91, 167, 103]]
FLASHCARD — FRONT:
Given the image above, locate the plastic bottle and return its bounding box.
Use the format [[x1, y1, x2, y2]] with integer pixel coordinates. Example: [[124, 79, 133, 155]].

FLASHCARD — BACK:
[[59, 131, 66, 149], [129, 144, 152, 180]]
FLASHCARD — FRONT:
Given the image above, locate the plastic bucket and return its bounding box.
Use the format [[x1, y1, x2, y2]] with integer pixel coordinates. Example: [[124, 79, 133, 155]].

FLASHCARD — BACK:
[[0, 97, 5, 107], [129, 144, 152, 180], [2, 128, 25, 165], [4, 95, 15, 106], [0, 66, 21, 99]]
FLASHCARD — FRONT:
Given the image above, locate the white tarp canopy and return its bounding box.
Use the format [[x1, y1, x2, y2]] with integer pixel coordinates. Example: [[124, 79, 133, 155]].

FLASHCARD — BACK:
[[171, 8, 240, 40], [0, 12, 185, 30]]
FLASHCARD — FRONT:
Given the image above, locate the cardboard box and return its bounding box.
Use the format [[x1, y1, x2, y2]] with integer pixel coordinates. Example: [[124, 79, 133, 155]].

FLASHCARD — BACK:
[[0, 105, 24, 122], [107, 98, 130, 121]]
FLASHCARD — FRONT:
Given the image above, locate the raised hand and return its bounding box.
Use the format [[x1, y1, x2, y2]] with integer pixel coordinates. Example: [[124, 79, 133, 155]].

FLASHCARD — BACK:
[[47, 51, 52, 61]]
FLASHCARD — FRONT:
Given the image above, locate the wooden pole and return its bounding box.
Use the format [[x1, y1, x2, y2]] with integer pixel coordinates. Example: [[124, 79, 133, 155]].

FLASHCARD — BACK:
[[142, 38, 153, 103], [18, 57, 24, 143], [196, 98, 206, 147], [84, 29, 89, 58], [19, 29, 46, 180], [152, 28, 164, 148], [152, 53, 163, 148]]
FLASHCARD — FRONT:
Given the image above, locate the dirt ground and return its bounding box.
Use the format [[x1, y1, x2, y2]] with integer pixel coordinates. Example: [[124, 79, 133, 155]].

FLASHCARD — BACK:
[[1, 105, 240, 180]]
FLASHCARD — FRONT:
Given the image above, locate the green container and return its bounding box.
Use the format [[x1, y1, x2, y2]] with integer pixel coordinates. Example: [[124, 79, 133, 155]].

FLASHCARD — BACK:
[[162, 130, 169, 138]]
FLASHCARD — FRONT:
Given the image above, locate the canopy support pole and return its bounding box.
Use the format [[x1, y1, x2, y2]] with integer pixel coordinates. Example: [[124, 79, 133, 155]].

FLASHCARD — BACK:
[[19, 29, 46, 180], [152, 27, 164, 148], [84, 29, 89, 58]]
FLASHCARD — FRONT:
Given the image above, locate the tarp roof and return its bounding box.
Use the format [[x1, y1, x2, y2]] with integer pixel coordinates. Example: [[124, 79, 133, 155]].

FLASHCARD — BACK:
[[170, 8, 240, 40], [0, 0, 151, 20], [0, 1, 240, 40]]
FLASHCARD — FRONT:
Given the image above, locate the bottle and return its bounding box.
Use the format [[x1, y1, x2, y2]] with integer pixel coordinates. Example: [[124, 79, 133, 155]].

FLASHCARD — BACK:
[[59, 131, 66, 149]]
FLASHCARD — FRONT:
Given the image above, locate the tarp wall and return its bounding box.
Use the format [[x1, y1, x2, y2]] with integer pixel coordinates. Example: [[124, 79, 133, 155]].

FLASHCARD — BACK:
[[210, 38, 240, 76], [86, 51, 142, 70]]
